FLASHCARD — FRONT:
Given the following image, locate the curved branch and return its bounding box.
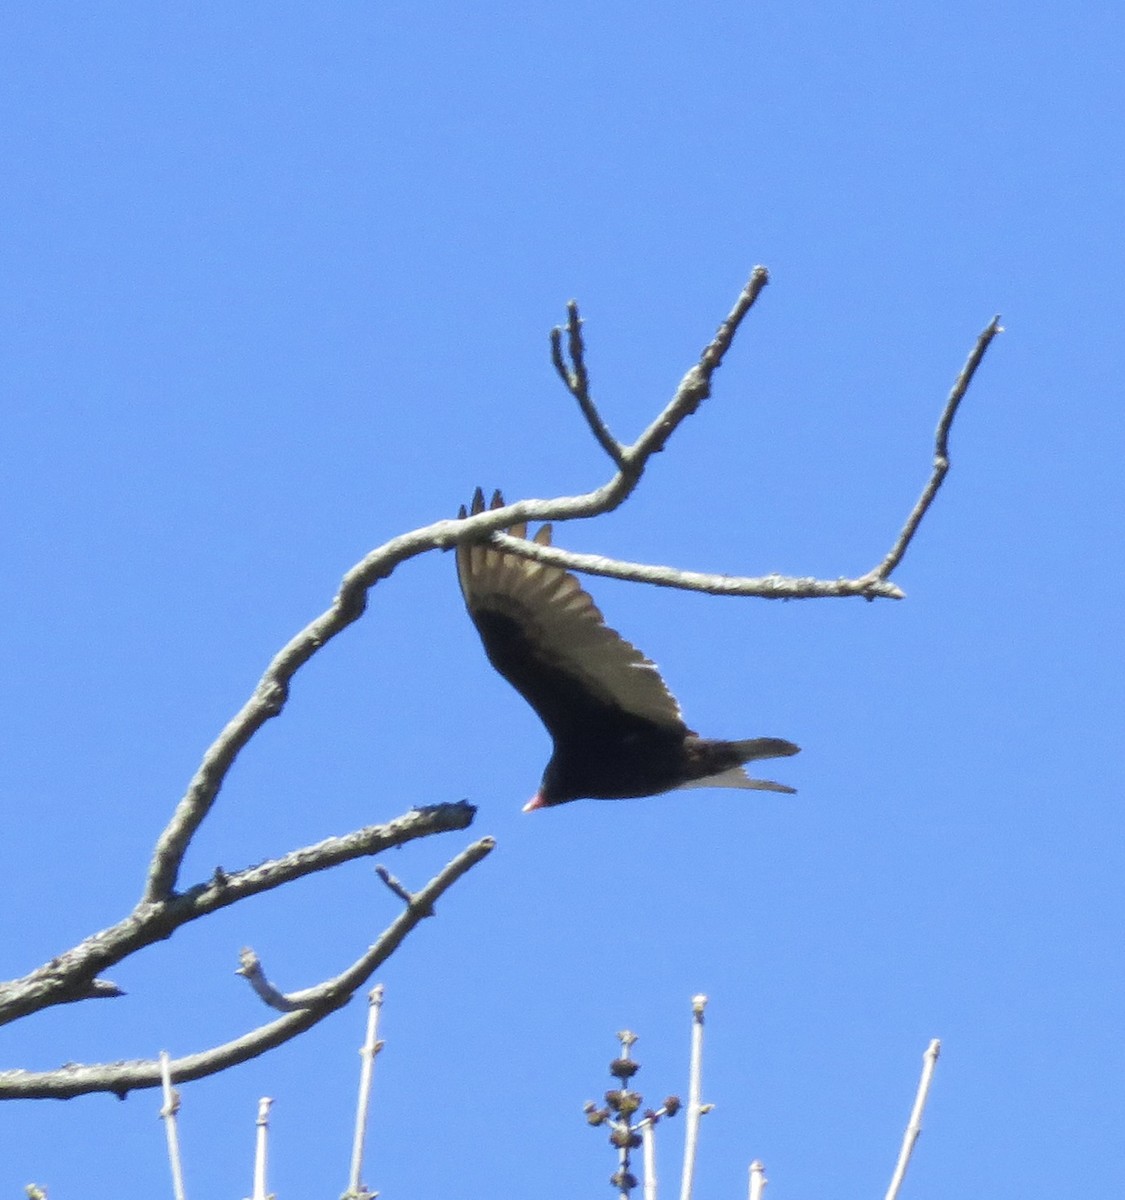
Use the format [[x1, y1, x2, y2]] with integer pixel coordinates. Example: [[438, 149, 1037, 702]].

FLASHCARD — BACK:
[[141, 271, 774, 902], [6, 280, 993, 1022], [237, 948, 314, 1013], [627, 266, 771, 465], [143, 275, 999, 901], [551, 299, 627, 469], [0, 837, 494, 1100], [490, 533, 905, 600], [862, 316, 1003, 584], [0, 802, 476, 1027], [1, 271, 998, 1092], [483, 311, 1001, 603]]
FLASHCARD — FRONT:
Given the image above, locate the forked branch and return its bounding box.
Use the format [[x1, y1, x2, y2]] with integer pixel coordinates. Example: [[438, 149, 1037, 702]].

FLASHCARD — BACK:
[[0, 803, 478, 1028], [139, 267, 996, 909], [551, 299, 627, 469], [0, 269, 997, 1102], [0, 837, 493, 1100], [499, 298, 1002, 601]]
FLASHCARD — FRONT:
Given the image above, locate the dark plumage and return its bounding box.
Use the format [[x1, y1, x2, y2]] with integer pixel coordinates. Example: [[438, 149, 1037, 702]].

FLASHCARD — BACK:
[[457, 489, 799, 811]]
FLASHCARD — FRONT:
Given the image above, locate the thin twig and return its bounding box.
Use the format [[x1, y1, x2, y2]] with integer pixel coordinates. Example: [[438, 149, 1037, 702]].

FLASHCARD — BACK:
[[865, 317, 1002, 583], [344, 984, 384, 1200], [0, 837, 493, 1099], [565, 300, 590, 397], [159, 1051, 188, 1200], [250, 1096, 272, 1200], [641, 1117, 658, 1200], [615, 1030, 639, 1200], [627, 268, 770, 469], [237, 948, 317, 1013], [678, 995, 709, 1200], [0, 803, 476, 1028], [375, 865, 421, 910], [885, 1039, 942, 1200], [748, 1159, 767, 1200], [551, 301, 627, 468], [491, 532, 904, 600], [635, 1094, 680, 1200]]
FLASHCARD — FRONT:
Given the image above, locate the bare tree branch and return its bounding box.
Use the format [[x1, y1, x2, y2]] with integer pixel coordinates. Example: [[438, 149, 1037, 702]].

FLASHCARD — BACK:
[[0, 836, 494, 1100], [344, 984, 385, 1200], [374, 864, 422, 910], [141, 274, 775, 898], [678, 994, 710, 1200], [140, 269, 992, 906], [72, 978, 126, 1002], [884, 1038, 942, 1200], [490, 533, 905, 600], [551, 299, 628, 469], [251, 1096, 274, 1200], [862, 317, 1003, 585], [1, 270, 997, 1105], [158, 1051, 188, 1200], [748, 1159, 767, 1200], [493, 306, 1002, 603], [237, 948, 317, 1013], [0, 802, 476, 1028]]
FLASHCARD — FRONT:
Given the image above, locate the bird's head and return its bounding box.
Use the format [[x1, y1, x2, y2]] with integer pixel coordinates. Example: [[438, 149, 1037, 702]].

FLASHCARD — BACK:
[[522, 756, 575, 812]]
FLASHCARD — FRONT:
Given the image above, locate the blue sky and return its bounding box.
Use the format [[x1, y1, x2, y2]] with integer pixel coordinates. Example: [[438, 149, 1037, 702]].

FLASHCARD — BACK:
[[1, 3, 1122, 1195]]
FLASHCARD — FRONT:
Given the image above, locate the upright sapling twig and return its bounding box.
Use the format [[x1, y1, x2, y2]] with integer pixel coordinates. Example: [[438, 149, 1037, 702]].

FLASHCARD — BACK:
[[248, 1097, 273, 1200], [343, 983, 385, 1200], [885, 1038, 941, 1200], [159, 1051, 188, 1200], [678, 995, 711, 1200]]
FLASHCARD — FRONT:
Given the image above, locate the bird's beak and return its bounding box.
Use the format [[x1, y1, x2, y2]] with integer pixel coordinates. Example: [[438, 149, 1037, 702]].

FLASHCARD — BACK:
[[522, 792, 546, 813]]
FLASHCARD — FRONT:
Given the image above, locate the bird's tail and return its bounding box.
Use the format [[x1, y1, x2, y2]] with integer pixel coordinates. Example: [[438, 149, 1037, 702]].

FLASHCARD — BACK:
[[729, 734, 796, 792], [732, 737, 800, 763], [679, 737, 800, 795], [732, 736, 800, 794]]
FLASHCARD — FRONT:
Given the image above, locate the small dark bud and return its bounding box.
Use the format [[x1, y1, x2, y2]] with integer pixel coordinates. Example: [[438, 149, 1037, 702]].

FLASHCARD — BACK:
[[643, 1108, 659, 1124], [664, 1095, 682, 1116], [610, 1056, 639, 1079], [610, 1170, 638, 1191], [609, 1127, 643, 1149], [605, 1088, 623, 1108], [585, 1107, 609, 1127]]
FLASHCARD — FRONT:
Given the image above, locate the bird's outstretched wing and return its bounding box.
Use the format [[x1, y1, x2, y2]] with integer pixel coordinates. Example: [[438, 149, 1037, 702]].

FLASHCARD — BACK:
[[457, 489, 686, 742]]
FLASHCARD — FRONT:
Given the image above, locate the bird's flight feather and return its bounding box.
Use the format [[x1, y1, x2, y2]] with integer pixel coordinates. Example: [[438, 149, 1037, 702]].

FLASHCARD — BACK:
[[457, 488, 798, 805], [457, 490, 685, 737]]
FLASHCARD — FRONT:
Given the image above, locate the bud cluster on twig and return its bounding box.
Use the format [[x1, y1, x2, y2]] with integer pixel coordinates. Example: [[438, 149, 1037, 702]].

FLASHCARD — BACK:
[[584, 1019, 693, 1200]]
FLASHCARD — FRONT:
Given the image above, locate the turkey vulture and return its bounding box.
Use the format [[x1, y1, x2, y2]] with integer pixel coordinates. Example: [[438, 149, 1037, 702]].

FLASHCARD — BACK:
[[456, 489, 799, 811]]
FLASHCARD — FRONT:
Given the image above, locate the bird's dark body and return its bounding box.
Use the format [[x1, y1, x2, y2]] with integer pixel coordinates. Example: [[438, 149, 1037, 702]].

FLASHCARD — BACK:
[[475, 610, 752, 802], [543, 730, 756, 804], [458, 490, 798, 809]]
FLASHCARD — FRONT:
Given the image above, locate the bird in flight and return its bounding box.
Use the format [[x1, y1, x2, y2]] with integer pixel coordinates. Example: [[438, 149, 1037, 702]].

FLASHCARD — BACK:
[[457, 489, 799, 811]]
